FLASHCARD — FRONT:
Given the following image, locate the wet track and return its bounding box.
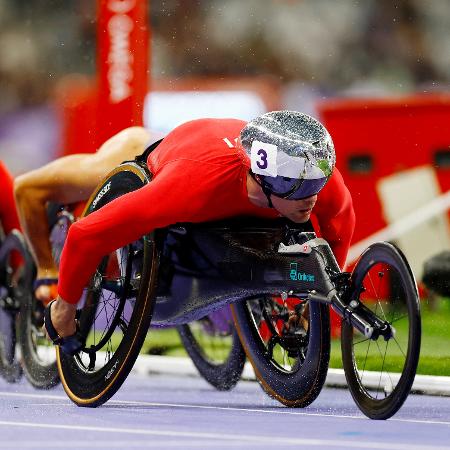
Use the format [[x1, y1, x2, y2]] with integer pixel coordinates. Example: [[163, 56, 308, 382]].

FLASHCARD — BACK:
[[0, 373, 449, 449]]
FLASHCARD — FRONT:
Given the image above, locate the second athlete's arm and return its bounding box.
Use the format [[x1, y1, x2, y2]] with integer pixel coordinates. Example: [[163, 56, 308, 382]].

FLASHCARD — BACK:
[[14, 154, 99, 280]]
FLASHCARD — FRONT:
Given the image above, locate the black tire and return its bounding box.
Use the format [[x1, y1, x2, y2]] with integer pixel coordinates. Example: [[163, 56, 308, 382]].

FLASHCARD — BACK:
[[177, 306, 246, 391], [18, 212, 71, 389], [231, 296, 330, 407], [19, 291, 60, 389], [0, 230, 34, 383], [0, 308, 21, 383], [341, 242, 421, 420], [57, 164, 159, 407]]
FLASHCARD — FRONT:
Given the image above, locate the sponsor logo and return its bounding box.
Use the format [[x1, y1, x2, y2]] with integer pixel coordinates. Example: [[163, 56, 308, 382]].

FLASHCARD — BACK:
[[92, 181, 112, 208], [105, 359, 120, 380], [107, 0, 136, 103], [222, 137, 239, 148], [289, 262, 315, 282]]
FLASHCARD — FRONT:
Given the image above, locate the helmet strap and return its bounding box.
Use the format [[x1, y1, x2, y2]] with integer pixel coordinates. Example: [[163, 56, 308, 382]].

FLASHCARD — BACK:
[[250, 171, 274, 209], [261, 184, 274, 208]]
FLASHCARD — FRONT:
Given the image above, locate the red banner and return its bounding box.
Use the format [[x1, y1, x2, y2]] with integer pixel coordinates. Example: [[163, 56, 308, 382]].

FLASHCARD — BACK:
[[96, 0, 149, 145]]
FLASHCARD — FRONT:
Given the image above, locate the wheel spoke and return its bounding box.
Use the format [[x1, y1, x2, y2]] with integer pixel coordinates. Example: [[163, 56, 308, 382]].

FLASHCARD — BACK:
[[390, 314, 408, 325], [359, 334, 372, 381], [374, 339, 394, 398], [353, 336, 371, 346], [391, 335, 407, 358]]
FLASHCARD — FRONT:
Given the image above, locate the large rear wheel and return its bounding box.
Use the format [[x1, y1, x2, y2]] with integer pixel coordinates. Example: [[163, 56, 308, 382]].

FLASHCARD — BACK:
[[341, 242, 421, 420], [232, 295, 330, 407], [58, 237, 157, 407], [57, 164, 158, 407]]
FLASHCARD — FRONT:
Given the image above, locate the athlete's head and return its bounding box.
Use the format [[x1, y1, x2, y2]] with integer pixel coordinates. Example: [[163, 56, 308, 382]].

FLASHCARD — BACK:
[[240, 110, 335, 222]]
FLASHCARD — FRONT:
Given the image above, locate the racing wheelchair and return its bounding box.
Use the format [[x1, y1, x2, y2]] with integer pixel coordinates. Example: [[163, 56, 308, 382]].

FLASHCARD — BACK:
[[55, 160, 421, 420]]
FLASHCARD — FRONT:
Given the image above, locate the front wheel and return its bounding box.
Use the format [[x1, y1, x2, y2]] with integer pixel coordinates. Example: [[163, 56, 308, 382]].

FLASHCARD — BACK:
[[231, 296, 330, 407], [177, 306, 246, 391], [341, 242, 421, 420]]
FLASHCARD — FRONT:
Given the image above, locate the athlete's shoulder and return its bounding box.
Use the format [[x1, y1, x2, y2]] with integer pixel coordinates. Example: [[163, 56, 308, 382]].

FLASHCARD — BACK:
[[315, 166, 352, 211], [168, 118, 247, 137]]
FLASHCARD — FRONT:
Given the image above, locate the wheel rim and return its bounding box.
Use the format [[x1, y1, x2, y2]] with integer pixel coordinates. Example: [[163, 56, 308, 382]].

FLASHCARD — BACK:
[[73, 242, 141, 374], [350, 261, 413, 400], [246, 296, 310, 374]]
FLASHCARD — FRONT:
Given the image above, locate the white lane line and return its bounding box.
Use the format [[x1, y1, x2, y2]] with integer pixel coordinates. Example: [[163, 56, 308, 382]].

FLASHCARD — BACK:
[[0, 392, 67, 401], [0, 421, 449, 450], [0, 440, 244, 448], [102, 399, 450, 427], [0, 390, 449, 427]]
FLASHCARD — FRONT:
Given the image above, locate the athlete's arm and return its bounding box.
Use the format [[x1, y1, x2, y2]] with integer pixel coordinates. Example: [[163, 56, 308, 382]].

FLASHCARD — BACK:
[[312, 168, 355, 270], [14, 154, 99, 279]]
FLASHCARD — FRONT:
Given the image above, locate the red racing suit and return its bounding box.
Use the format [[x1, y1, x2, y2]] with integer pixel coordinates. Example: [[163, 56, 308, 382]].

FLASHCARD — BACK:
[[58, 118, 355, 304], [0, 160, 20, 235]]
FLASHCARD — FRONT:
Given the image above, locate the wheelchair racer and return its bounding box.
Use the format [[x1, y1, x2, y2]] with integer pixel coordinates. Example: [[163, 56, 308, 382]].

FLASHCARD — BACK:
[[44, 111, 356, 352], [14, 127, 158, 304]]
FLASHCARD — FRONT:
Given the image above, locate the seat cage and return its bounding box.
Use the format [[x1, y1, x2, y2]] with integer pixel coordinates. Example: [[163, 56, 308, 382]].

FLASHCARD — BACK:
[[106, 161, 341, 327]]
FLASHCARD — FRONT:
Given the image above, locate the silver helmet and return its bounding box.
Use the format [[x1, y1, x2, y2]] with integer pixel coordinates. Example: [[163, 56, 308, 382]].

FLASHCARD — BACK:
[[240, 110, 336, 200]]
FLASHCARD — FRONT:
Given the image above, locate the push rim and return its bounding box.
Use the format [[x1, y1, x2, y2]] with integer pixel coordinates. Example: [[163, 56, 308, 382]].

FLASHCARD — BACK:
[[74, 243, 137, 374]]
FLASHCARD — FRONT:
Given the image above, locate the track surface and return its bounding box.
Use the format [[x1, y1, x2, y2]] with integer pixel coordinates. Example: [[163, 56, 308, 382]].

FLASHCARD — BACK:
[[0, 373, 449, 449]]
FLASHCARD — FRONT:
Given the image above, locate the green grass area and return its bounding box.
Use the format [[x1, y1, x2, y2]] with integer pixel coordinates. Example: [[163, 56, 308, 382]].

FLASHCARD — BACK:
[[329, 299, 450, 376], [141, 328, 187, 357], [85, 328, 188, 357]]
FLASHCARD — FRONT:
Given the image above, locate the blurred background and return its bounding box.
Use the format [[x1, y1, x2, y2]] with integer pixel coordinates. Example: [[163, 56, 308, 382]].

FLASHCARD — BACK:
[[1, 0, 450, 171], [0, 0, 449, 374]]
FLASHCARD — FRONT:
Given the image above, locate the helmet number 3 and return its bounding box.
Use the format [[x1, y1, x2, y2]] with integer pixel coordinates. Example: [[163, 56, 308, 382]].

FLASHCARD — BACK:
[[256, 149, 268, 169], [251, 140, 278, 177]]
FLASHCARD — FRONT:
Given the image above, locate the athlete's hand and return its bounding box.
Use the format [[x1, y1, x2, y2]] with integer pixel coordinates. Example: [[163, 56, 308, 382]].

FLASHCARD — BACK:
[[44, 297, 77, 339]]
